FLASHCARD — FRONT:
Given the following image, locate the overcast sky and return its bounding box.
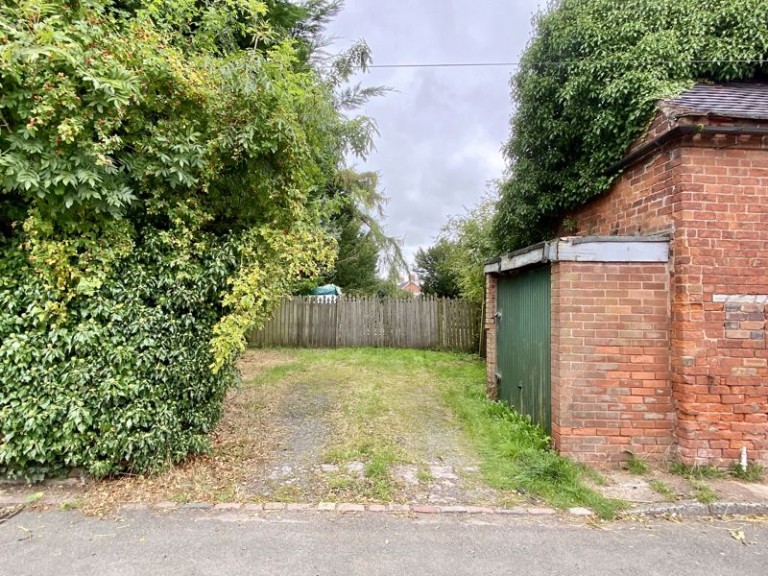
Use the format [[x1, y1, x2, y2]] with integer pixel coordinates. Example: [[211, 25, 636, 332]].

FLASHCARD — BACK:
[[326, 0, 545, 268]]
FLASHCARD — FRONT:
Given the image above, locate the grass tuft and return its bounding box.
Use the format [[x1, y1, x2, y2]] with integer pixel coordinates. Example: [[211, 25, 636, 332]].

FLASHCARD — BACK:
[[649, 479, 677, 502], [669, 462, 727, 480], [625, 455, 649, 475], [690, 480, 719, 504], [728, 462, 765, 482]]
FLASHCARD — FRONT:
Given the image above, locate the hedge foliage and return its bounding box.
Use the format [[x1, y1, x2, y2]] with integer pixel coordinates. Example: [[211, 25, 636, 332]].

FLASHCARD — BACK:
[[492, 0, 768, 252], [0, 1, 364, 479], [0, 232, 239, 478]]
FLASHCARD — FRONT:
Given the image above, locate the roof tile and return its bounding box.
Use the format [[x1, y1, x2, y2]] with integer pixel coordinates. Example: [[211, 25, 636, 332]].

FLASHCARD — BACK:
[[662, 83, 768, 120]]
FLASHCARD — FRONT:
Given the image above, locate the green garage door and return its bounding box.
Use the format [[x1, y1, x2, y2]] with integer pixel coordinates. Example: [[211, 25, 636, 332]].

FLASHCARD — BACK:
[[495, 266, 551, 433]]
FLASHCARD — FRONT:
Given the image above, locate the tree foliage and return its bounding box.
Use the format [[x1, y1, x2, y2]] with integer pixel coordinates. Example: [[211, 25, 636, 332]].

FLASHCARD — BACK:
[[492, 0, 768, 252], [414, 240, 461, 299], [324, 203, 380, 294], [0, 0, 375, 478], [319, 169, 405, 295], [439, 192, 497, 304]]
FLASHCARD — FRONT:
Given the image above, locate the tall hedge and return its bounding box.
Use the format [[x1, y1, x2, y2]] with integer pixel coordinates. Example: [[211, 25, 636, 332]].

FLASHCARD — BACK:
[[492, 0, 768, 252], [0, 1, 356, 479]]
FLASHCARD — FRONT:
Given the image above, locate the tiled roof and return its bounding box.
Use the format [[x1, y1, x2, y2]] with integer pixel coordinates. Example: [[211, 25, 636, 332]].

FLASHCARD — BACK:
[[662, 83, 768, 120]]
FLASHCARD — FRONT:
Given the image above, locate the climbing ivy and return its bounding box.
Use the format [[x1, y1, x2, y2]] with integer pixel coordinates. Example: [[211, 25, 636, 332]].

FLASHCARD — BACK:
[[0, 1, 366, 478], [492, 0, 768, 252]]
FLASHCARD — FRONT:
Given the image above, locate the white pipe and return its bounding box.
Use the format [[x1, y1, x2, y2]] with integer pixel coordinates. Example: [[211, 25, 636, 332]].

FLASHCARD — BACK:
[[740, 446, 748, 472]]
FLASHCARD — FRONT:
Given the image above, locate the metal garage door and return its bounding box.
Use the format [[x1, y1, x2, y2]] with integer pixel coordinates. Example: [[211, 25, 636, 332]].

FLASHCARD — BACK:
[[495, 266, 551, 433]]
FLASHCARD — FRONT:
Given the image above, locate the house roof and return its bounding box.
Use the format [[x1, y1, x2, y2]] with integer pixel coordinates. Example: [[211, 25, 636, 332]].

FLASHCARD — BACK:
[[662, 83, 768, 120]]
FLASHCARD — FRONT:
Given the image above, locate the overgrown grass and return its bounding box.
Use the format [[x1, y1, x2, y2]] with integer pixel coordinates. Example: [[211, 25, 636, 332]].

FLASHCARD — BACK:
[[728, 462, 765, 482], [438, 357, 624, 519], [669, 462, 727, 480]]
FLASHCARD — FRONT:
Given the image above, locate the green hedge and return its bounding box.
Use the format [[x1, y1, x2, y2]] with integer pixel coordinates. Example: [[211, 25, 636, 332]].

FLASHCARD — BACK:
[[0, 231, 239, 480], [0, 1, 361, 480]]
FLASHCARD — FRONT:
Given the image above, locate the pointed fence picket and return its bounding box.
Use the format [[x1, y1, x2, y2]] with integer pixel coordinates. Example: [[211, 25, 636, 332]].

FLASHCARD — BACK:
[[246, 295, 480, 353]]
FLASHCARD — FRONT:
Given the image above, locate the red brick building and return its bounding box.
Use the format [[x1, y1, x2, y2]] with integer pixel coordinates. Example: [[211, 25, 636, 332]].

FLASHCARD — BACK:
[[485, 84, 768, 468], [399, 277, 422, 296]]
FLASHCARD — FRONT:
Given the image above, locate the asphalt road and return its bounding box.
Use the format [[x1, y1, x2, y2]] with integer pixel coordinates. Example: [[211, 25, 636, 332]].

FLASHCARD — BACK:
[[1, 509, 767, 575]]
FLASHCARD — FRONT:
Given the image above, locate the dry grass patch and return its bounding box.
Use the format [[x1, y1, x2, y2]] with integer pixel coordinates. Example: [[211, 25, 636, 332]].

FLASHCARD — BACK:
[[81, 350, 299, 515]]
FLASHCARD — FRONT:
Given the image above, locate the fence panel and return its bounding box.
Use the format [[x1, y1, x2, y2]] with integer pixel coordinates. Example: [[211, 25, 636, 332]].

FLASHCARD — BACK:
[[246, 296, 480, 353]]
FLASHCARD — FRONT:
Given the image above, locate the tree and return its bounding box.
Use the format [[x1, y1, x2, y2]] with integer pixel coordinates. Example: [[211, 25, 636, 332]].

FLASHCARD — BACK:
[[440, 191, 497, 304], [324, 204, 380, 294], [0, 0, 378, 478], [414, 239, 461, 298], [313, 167, 405, 295], [492, 0, 768, 252]]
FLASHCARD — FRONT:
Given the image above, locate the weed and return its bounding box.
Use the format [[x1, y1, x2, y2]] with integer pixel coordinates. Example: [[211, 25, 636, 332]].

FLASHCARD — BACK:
[[690, 480, 718, 504], [670, 462, 726, 480], [326, 474, 354, 493], [649, 480, 677, 502], [269, 485, 301, 503], [212, 484, 237, 502], [366, 476, 397, 501], [25, 492, 44, 504], [416, 467, 434, 484], [59, 499, 82, 511], [625, 456, 649, 475], [364, 454, 391, 480], [728, 462, 765, 482]]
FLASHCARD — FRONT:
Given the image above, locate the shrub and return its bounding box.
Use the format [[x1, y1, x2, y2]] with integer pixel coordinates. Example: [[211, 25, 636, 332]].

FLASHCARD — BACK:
[[0, 1, 367, 479], [0, 231, 240, 479]]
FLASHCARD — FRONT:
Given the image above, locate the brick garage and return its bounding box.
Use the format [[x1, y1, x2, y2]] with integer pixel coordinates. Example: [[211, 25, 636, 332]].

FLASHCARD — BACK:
[[485, 83, 768, 468]]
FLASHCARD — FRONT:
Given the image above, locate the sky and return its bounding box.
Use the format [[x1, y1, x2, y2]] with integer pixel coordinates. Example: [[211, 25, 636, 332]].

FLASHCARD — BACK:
[[326, 0, 546, 268]]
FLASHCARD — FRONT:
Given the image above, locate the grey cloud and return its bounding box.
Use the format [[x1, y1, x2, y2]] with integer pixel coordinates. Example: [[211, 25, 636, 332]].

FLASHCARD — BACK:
[[327, 0, 545, 264]]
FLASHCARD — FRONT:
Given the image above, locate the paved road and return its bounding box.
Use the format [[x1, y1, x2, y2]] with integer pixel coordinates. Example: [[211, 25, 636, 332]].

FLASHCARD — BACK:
[[1, 509, 767, 575]]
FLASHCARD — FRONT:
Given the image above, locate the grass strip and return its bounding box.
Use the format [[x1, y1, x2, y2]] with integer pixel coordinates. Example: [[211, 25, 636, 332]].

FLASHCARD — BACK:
[[437, 356, 625, 519]]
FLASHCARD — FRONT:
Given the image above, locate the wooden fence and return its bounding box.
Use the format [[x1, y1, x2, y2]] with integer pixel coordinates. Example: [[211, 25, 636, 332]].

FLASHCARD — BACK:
[[247, 296, 481, 352]]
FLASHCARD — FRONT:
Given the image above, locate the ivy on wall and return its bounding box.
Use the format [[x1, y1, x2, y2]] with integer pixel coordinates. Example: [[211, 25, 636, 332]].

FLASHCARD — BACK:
[[492, 0, 768, 252]]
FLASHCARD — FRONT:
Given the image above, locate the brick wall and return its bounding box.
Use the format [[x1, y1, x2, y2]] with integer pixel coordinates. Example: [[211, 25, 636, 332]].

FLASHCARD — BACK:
[[551, 262, 673, 465], [488, 115, 768, 468], [564, 144, 678, 237], [669, 136, 768, 466], [569, 128, 768, 467]]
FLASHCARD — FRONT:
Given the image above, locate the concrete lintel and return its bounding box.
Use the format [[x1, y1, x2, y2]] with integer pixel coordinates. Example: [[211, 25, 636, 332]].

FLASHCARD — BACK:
[[713, 294, 768, 304], [483, 261, 500, 274], [552, 237, 669, 263], [492, 243, 547, 274], [486, 236, 669, 275]]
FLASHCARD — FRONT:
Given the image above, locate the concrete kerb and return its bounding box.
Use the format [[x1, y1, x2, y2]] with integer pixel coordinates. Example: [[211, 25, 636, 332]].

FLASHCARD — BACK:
[[626, 501, 768, 519], [5, 496, 768, 519]]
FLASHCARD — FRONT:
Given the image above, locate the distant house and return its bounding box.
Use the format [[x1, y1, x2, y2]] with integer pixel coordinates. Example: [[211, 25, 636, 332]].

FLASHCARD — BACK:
[[399, 276, 422, 296]]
